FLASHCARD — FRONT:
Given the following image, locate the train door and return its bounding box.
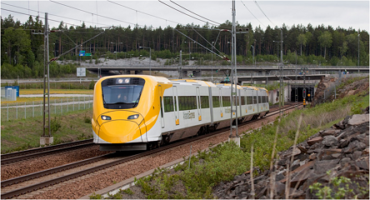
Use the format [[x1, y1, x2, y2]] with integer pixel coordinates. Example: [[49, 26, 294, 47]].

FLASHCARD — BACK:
[[219, 88, 223, 117], [256, 90, 260, 113], [158, 85, 165, 128], [196, 87, 202, 121], [173, 86, 179, 125]]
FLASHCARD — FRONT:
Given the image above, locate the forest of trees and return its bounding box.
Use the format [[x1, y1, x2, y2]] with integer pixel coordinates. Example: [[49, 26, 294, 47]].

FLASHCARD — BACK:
[[1, 14, 369, 78]]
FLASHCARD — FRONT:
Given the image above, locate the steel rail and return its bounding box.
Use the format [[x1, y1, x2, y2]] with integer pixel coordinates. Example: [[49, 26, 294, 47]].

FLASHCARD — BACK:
[[1, 142, 95, 165], [1, 104, 298, 199], [1, 139, 93, 160]]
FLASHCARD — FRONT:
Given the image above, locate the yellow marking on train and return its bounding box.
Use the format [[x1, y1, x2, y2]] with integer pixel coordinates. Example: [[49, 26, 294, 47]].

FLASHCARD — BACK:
[[198, 116, 202, 121], [221, 113, 223, 117], [176, 118, 179, 125]]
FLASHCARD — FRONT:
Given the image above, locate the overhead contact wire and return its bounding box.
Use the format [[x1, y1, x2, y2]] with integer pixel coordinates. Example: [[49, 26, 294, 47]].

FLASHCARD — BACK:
[[169, 0, 221, 25], [50, 0, 137, 26], [254, 1, 276, 27], [158, 0, 218, 26]]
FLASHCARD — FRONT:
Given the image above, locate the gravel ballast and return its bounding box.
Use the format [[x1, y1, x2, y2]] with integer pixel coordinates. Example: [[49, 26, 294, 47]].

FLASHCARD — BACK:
[[1, 146, 110, 180]]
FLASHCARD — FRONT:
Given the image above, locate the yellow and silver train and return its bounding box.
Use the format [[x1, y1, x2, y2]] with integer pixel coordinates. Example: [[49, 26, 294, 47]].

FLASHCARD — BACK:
[[92, 75, 269, 151]]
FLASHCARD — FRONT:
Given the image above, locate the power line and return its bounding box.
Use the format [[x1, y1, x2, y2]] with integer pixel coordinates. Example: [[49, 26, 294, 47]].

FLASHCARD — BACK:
[[239, 0, 265, 27], [49, 0, 137, 26], [1, 2, 111, 27], [169, 0, 221, 25], [254, 1, 276, 27], [1, 8, 81, 27], [107, 0, 181, 25], [158, 0, 218, 26]]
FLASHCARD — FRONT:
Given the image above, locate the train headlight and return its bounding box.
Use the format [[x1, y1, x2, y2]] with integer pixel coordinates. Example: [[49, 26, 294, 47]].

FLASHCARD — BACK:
[[101, 115, 111, 120], [127, 114, 139, 119]]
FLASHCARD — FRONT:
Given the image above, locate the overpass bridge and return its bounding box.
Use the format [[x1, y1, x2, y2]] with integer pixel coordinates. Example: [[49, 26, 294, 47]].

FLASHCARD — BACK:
[[83, 64, 369, 76]]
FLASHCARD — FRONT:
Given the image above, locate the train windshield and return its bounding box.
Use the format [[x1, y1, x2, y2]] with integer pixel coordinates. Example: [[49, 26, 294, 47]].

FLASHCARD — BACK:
[[101, 78, 145, 109]]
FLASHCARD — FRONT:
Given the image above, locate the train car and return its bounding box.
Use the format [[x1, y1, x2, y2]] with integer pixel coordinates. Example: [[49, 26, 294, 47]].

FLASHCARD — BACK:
[[92, 75, 269, 151]]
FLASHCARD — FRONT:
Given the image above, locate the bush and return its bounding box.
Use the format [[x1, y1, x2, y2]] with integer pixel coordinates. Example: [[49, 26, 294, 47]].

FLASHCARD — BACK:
[[89, 80, 95, 90], [51, 117, 61, 133]]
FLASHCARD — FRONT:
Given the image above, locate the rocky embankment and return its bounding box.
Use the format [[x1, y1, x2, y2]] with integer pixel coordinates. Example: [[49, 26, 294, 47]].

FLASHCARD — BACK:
[[312, 76, 369, 107], [214, 107, 369, 199]]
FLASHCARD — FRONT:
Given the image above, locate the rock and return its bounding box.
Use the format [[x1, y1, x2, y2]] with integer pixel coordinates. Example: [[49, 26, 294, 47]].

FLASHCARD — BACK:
[[321, 129, 339, 137], [313, 159, 340, 174], [307, 137, 323, 146], [274, 182, 286, 197], [339, 139, 349, 148], [348, 140, 367, 152], [340, 157, 352, 167], [319, 149, 342, 160], [309, 153, 316, 160], [275, 173, 284, 181], [363, 148, 369, 155], [331, 153, 342, 159], [352, 151, 363, 160], [347, 114, 369, 126], [355, 159, 369, 170], [291, 160, 301, 171], [322, 136, 339, 147], [290, 189, 305, 199]]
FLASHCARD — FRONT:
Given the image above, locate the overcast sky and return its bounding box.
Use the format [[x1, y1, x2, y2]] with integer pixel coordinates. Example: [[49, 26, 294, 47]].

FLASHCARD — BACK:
[[1, 1, 369, 32]]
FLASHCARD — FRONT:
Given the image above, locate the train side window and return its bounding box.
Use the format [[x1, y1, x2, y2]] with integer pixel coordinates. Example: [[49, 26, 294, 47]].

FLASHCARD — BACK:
[[247, 96, 252, 104], [201, 96, 209, 108], [163, 96, 174, 112], [160, 97, 163, 117], [222, 96, 231, 107], [241, 96, 245, 105], [212, 96, 220, 108], [179, 96, 197, 111]]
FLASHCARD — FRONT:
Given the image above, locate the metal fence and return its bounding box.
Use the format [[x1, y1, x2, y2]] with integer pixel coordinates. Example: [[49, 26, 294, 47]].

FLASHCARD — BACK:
[[1, 96, 93, 121]]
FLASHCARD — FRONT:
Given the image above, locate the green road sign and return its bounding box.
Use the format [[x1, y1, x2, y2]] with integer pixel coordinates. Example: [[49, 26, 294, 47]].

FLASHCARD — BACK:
[[85, 53, 91, 56]]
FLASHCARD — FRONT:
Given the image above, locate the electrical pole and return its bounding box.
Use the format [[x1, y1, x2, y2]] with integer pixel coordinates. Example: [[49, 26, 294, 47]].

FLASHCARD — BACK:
[[179, 50, 182, 79], [278, 28, 284, 118], [42, 13, 52, 145], [229, 0, 240, 147], [358, 29, 360, 67]]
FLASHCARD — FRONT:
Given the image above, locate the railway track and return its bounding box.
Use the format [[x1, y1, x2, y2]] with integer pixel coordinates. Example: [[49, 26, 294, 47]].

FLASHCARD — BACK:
[[1, 139, 94, 165], [1, 104, 298, 199]]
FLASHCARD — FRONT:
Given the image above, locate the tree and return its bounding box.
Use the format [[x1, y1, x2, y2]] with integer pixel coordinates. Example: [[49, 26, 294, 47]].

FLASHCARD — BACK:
[[339, 41, 348, 59], [296, 34, 307, 56], [318, 31, 332, 59]]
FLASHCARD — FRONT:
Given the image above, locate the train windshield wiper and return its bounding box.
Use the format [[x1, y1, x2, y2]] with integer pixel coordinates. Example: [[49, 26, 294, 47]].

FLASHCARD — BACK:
[[105, 102, 132, 105]]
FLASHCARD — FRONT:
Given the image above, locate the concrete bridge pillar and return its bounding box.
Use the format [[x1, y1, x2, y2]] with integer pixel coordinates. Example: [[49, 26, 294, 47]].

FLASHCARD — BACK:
[[120, 70, 131, 74], [134, 70, 143, 74], [192, 70, 201, 77], [178, 70, 187, 79]]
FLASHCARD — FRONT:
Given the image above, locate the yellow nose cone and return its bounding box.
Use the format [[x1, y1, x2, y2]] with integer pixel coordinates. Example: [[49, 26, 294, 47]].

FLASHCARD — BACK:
[[99, 121, 141, 143]]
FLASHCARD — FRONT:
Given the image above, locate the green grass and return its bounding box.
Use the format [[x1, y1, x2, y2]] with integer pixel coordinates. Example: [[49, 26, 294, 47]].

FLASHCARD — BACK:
[[134, 94, 369, 199], [1, 109, 93, 154]]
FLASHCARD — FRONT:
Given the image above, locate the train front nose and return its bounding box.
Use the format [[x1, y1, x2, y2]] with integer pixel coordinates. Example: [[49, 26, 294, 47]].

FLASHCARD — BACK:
[[94, 113, 145, 144]]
